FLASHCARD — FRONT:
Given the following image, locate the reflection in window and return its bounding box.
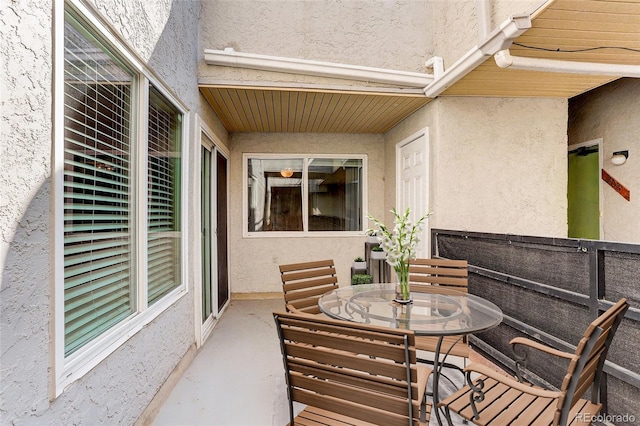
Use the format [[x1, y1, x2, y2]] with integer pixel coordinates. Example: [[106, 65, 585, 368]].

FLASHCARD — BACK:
[[247, 158, 303, 232], [308, 158, 362, 231], [246, 156, 364, 233]]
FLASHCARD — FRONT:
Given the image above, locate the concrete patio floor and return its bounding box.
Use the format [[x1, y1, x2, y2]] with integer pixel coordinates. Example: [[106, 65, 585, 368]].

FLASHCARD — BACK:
[[149, 298, 480, 426]]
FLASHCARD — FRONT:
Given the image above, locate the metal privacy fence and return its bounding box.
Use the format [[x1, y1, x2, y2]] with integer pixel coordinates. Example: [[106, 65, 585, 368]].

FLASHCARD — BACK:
[[431, 229, 640, 421]]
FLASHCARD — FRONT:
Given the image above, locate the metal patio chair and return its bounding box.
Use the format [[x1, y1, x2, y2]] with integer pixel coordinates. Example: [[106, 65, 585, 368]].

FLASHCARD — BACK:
[[279, 259, 339, 315], [409, 258, 471, 365], [439, 298, 629, 425], [273, 311, 432, 425]]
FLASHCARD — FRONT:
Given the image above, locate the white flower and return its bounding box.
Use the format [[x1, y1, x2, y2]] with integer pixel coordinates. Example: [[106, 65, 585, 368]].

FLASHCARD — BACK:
[[366, 207, 432, 272]]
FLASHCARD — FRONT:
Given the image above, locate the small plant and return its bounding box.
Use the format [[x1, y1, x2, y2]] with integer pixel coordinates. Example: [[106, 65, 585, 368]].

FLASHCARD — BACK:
[[354, 256, 364, 262], [351, 274, 373, 285], [371, 246, 384, 252]]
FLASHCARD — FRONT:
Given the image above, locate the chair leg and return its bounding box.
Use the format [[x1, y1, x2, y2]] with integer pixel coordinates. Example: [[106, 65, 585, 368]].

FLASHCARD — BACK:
[[418, 357, 466, 384], [420, 393, 428, 423], [420, 375, 435, 423], [443, 405, 455, 425]]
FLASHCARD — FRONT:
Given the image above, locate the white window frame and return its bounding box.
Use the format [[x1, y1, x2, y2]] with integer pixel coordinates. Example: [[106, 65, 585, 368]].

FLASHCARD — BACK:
[[242, 153, 368, 238], [53, 0, 189, 396]]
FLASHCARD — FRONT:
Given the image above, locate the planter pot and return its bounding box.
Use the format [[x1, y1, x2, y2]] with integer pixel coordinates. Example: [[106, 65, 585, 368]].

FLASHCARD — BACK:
[[366, 235, 379, 244], [370, 250, 386, 260], [353, 261, 367, 270]]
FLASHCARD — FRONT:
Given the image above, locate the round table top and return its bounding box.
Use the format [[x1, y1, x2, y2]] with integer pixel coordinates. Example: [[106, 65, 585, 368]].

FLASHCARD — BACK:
[[318, 283, 503, 336]]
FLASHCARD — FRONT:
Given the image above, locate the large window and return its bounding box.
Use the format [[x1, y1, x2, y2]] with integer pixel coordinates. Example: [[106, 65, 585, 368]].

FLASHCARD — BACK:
[[56, 1, 186, 392], [245, 155, 365, 234], [147, 86, 182, 305]]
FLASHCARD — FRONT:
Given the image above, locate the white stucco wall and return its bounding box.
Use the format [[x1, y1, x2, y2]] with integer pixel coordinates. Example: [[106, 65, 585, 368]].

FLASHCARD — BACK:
[[0, 0, 219, 423], [228, 133, 386, 293], [199, 0, 432, 83], [432, 97, 568, 237], [492, 0, 546, 26], [199, 0, 545, 82], [385, 97, 568, 239], [429, 0, 547, 71], [569, 78, 640, 243]]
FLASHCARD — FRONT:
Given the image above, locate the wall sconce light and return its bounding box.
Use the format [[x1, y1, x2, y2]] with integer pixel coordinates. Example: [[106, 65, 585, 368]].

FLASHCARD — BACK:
[[280, 168, 294, 178], [611, 150, 629, 166]]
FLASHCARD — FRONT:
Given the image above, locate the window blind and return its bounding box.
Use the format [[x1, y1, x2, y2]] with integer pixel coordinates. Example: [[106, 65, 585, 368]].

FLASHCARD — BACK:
[[63, 13, 134, 356], [147, 86, 182, 305]]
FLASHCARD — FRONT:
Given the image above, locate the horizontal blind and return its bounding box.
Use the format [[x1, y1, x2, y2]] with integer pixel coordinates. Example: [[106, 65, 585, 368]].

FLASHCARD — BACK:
[[63, 12, 134, 356], [147, 86, 182, 305]]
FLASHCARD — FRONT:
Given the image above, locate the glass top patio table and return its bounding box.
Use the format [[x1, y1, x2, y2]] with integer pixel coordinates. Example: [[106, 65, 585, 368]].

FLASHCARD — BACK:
[[318, 283, 503, 337], [318, 283, 503, 425]]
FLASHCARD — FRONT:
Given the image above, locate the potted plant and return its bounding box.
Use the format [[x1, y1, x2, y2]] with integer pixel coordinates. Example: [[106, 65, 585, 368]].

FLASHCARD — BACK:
[[351, 274, 373, 285], [370, 245, 386, 260], [352, 256, 367, 270], [365, 229, 379, 244]]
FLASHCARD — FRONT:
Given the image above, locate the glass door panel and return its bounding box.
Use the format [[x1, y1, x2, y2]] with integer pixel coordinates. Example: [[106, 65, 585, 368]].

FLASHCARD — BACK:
[[201, 143, 213, 322]]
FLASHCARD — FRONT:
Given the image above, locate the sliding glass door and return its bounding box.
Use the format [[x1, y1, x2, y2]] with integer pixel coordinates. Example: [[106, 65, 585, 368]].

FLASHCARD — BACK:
[[200, 129, 229, 343]]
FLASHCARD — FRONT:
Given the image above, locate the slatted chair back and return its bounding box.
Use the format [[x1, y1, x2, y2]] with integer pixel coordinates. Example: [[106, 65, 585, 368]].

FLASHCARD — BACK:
[[408, 258, 468, 295], [279, 259, 339, 315], [409, 258, 470, 360], [273, 311, 430, 426], [555, 298, 629, 425]]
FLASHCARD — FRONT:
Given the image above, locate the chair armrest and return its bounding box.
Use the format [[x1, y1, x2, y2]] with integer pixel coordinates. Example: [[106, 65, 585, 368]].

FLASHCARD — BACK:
[[510, 337, 574, 360], [286, 303, 300, 313], [463, 363, 561, 399], [509, 337, 575, 382], [286, 304, 316, 316]]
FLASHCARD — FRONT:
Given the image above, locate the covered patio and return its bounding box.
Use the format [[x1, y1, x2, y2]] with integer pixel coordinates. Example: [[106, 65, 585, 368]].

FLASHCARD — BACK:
[[144, 229, 640, 425], [4, 0, 640, 424], [148, 298, 486, 426]]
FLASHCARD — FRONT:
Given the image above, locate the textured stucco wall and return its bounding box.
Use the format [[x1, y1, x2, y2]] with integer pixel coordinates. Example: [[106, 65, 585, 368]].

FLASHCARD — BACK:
[[492, 0, 544, 26], [0, 0, 213, 423], [228, 133, 385, 293], [429, 0, 545, 70], [199, 0, 432, 83], [569, 78, 640, 243], [199, 0, 544, 84], [433, 97, 568, 237], [384, 97, 568, 240], [428, 0, 477, 68], [1, 0, 54, 421]]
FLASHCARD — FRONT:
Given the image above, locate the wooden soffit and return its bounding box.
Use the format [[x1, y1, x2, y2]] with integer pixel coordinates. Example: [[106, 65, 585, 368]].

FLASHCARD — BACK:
[[442, 0, 640, 98], [199, 84, 431, 133]]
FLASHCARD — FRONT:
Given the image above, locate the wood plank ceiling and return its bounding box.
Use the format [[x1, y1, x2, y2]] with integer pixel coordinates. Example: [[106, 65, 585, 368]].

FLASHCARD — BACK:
[[443, 0, 640, 97], [199, 0, 640, 133], [199, 86, 430, 133]]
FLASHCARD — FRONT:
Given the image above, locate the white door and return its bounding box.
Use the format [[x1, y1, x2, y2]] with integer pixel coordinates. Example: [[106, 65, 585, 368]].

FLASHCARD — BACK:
[[396, 129, 430, 258]]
